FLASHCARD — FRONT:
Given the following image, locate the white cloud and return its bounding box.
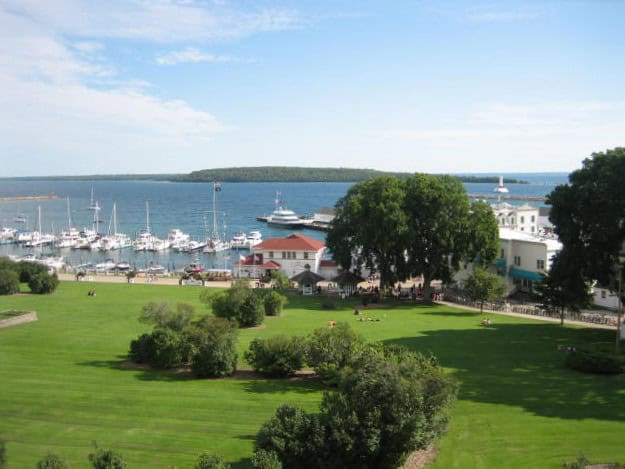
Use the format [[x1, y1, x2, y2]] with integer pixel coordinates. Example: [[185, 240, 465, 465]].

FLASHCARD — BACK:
[[156, 47, 251, 65], [0, 6, 227, 176], [2, 0, 301, 43]]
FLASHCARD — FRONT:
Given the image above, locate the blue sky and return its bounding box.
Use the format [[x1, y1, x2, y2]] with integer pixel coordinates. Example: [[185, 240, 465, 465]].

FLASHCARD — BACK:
[[1, 1, 624, 176]]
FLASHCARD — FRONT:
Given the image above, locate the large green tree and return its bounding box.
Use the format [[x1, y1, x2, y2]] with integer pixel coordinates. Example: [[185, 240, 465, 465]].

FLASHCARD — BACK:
[[548, 148, 625, 349], [403, 174, 496, 300], [327, 176, 408, 293]]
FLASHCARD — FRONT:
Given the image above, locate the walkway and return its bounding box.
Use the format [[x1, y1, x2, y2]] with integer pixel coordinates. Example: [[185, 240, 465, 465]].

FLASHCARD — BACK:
[[438, 300, 617, 330]]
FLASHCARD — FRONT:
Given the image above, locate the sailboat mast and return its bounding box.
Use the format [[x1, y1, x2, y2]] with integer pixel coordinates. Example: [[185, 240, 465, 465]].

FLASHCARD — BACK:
[[146, 201, 150, 233], [212, 182, 217, 239], [113, 203, 118, 236], [66, 197, 72, 230]]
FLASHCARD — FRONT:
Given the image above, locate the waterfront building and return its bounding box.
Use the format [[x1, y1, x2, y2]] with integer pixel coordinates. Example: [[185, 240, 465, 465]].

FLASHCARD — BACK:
[[233, 232, 327, 279], [491, 202, 540, 234]]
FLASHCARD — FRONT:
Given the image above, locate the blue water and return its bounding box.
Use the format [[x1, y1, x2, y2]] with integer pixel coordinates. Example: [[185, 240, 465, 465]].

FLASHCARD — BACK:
[[0, 174, 569, 270]]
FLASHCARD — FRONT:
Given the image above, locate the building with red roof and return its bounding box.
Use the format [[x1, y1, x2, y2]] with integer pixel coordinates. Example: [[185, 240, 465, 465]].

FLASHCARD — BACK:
[[233, 233, 331, 279]]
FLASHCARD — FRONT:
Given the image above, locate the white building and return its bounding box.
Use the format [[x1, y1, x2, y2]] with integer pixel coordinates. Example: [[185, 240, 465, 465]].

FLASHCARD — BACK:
[[233, 233, 328, 279], [492, 202, 540, 234]]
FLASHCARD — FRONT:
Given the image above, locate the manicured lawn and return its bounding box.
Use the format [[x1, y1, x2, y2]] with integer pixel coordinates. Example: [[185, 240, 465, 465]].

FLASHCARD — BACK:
[[0, 281, 624, 467]]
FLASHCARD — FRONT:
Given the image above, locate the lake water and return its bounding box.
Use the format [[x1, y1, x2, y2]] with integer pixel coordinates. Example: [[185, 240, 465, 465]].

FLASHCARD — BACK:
[[0, 173, 569, 270]]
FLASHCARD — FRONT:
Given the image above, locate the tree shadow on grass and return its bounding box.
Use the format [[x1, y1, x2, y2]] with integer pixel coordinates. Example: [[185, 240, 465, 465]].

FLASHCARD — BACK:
[[240, 375, 323, 395], [231, 457, 253, 469], [384, 323, 625, 422], [77, 359, 196, 382], [423, 311, 482, 317]]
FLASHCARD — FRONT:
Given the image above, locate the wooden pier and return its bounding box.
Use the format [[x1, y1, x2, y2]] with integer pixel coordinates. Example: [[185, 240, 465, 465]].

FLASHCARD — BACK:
[[467, 194, 546, 202], [0, 194, 59, 202]]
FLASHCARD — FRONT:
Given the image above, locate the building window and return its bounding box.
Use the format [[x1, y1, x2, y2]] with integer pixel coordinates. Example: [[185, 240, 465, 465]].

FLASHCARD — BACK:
[[500, 248, 504, 258], [304, 252, 309, 259], [268, 251, 274, 259], [514, 256, 521, 266], [292, 251, 296, 259], [601, 290, 607, 299], [531, 226, 535, 233], [537, 259, 545, 270], [520, 216, 525, 224], [282, 252, 286, 259], [531, 215, 535, 222]]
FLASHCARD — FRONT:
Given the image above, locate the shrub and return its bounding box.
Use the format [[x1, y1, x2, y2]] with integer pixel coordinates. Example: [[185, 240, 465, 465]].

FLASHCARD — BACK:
[[140, 301, 194, 331], [195, 453, 230, 469], [88, 447, 126, 469], [245, 336, 305, 377], [149, 328, 185, 369], [0, 269, 20, 295], [238, 293, 265, 327], [255, 405, 326, 469], [263, 290, 287, 316], [37, 453, 68, 469], [191, 318, 238, 378], [28, 272, 59, 294], [129, 333, 156, 364], [321, 296, 335, 310], [305, 322, 366, 383], [251, 449, 282, 469], [17, 261, 47, 283], [565, 349, 623, 375]]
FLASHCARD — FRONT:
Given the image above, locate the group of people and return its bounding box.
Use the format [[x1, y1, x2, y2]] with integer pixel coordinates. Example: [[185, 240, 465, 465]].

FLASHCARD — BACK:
[[87, 289, 97, 297]]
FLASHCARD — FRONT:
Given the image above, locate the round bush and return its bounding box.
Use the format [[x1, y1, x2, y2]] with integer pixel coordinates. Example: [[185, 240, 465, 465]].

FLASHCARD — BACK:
[[195, 453, 230, 469], [238, 293, 265, 327], [263, 291, 287, 316], [17, 261, 47, 283], [37, 453, 68, 469], [245, 335, 305, 377], [28, 272, 59, 294], [129, 333, 156, 364], [0, 269, 20, 295], [191, 318, 239, 378], [251, 449, 282, 469]]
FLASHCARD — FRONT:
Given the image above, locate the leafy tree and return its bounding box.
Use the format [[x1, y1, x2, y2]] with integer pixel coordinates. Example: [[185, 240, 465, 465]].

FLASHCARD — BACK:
[[269, 271, 291, 291], [129, 332, 156, 364], [139, 301, 194, 331], [201, 282, 264, 326], [255, 405, 326, 469], [467, 200, 499, 267], [534, 251, 592, 325], [463, 267, 506, 313], [327, 176, 408, 294], [16, 261, 47, 283], [251, 449, 283, 469], [403, 174, 482, 301], [148, 328, 185, 368], [0, 269, 20, 295], [195, 453, 230, 469], [37, 453, 68, 469], [245, 335, 306, 377], [191, 318, 239, 378], [88, 447, 126, 469], [305, 322, 366, 383], [28, 272, 59, 294], [548, 148, 625, 350]]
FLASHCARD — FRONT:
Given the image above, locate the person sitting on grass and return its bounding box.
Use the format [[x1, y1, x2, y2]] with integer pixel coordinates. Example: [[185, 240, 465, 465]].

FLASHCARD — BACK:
[[481, 317, 491, 326]]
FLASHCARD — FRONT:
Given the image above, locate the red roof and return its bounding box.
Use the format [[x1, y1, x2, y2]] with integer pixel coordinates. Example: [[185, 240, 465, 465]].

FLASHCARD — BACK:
[[233, 255, 281, 270], [254, 233, 325, 252], [320, 260, 337, 267]]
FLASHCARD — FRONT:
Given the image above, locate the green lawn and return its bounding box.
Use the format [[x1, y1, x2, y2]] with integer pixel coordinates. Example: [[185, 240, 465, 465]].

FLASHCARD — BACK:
[[0, 282, 624, 468]]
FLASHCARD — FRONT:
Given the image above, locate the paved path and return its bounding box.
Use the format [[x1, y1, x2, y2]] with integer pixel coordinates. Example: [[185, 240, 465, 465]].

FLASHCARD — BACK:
[[438, 300, 617, 330], [57, 273, 232, 289]]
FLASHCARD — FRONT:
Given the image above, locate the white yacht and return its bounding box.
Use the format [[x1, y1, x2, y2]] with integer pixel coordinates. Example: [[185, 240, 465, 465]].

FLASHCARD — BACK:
[[203, 181, 230, 254], [99, 204, 131, 251], [266, 192, 312, 228], [230, 232, 247, 249], [245, 230, 263, 248], [175, 239, 207, 253], [133, 202, 166, 251], [56, 198, 81, 248], [0, 227, 17, 245], [95, 259, 116, 271], [167, 228, 190, 250], [203, 238, 230, 254], [23, 207, 55, 247]]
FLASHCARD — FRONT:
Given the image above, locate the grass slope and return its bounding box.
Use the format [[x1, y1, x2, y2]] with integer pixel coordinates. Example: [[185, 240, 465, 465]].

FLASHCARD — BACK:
[[0, 282, 624, 468]]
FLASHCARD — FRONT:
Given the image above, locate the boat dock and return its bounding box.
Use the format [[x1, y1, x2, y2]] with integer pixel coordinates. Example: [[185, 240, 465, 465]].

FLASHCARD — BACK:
[[0, 194, 59, 202], [468, 194, 547, 202]]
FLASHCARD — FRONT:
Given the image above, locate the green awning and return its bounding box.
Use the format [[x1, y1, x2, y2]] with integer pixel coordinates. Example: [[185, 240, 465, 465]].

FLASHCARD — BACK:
[[508, 268, 543, 282]]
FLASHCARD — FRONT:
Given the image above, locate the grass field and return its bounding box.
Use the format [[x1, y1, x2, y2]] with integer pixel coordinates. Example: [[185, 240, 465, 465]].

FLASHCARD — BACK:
[[0, 281, 624, 468]]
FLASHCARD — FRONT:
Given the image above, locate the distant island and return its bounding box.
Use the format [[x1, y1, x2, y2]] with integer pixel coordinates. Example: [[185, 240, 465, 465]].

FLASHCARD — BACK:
[[171, 167, 528, 184], [3, 167, 528, 184]]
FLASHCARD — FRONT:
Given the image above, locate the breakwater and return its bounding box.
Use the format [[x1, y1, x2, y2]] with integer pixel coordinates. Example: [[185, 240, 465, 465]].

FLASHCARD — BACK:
[[0, 194, 58, 202], [468, 194, 547, 202]]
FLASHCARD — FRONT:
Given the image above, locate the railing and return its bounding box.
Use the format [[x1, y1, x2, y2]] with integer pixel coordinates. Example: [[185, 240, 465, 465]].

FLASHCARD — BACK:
[[443, 291, 619, 327]]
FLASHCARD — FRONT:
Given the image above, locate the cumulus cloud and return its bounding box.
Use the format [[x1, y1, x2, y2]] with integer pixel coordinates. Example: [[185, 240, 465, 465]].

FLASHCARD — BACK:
[[0, 5, 228, 176]]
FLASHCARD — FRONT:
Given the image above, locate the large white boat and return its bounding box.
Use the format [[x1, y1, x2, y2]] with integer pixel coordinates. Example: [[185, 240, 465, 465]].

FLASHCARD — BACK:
[[175, 239, 208, 253], [56, 198, 81, 248], [266, 192, 312, 228], [167, 228, 190, 250], [0, 227, 17, 245], [230, 232, 247, 250], [245, 230, 263, 248], [23, 207, 55, 247], [133, 202, 166, 251]]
